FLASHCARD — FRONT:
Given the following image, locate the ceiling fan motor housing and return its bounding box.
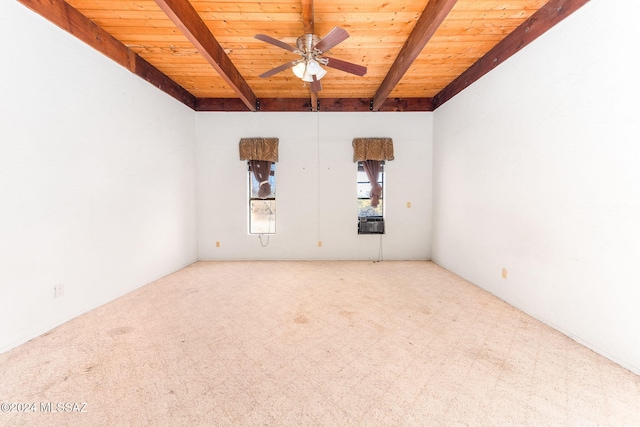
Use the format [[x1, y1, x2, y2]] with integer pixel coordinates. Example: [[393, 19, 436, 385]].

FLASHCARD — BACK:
[[297, 34, 321, 58]]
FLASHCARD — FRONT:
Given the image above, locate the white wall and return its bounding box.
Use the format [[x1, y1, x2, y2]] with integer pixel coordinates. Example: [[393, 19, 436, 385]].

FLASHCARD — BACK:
[[432, 0, 640, 374], [197, 112, 432, 260], [0, 2, 198, 352]]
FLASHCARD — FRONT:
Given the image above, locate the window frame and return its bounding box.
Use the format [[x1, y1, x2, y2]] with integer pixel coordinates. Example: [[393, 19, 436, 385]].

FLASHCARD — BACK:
[[357, 160, 385, 218], [248, 161, 276, 235]]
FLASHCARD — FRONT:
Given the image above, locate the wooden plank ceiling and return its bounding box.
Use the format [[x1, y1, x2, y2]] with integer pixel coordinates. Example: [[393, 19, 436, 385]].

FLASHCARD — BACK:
[[18, 0, 590, 111]]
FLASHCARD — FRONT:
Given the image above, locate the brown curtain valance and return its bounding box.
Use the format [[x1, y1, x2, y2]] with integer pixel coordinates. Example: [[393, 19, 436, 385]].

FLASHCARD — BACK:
[[352, 138, 394, 162], [239, 138, 279, 162]]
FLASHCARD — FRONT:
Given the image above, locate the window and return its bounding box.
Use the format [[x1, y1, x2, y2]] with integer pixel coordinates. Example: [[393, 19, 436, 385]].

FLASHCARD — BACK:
[[357, 160, 384, 217], [248, 161, 276, 234]]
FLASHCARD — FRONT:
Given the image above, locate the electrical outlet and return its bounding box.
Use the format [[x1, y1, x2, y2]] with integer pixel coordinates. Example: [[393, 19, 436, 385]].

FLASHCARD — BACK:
[[318, 240, 322, 247], [502, 268, 508, 279], [407, 202, 412, 208], [216, 241, 221, 248], [54, 284, 64, 298]]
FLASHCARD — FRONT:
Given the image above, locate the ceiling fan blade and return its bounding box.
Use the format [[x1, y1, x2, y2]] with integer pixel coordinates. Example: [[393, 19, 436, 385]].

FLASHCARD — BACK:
[[255, 34, 298, 53], [311, 75, 322, 93], [313, 27, 349, 53], [259, 61, 298, 78], [323, 57, 367, 76]]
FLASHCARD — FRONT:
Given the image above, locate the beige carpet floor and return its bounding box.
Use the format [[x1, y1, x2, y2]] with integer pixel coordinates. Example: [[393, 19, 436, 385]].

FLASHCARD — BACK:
[[1, 261, 639, 426]]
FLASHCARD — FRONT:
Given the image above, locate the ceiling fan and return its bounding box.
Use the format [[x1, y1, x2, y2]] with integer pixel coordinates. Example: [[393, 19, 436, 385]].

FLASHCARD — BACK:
[[255, 27, 367, 93]]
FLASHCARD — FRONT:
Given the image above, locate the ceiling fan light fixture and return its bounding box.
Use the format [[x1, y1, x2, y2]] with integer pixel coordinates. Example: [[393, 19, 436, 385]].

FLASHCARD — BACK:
[[305, 59, 320, 75], [306, 59, 327, 80], [292, 62, 306, 79], [316, 66, 327, 80]]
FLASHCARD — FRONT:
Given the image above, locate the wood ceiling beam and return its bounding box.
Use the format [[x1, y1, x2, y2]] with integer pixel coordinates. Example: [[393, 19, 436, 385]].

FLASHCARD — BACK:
[[371, 0, 458, 112], [301, 0, 314, 35], [195, 98, 434, 112], [310, 92, 319, 112], [16, 0, 195, 109], [196, 98, 251, 111], [154, 0, 258, 111], [433, 0, 591, 108]]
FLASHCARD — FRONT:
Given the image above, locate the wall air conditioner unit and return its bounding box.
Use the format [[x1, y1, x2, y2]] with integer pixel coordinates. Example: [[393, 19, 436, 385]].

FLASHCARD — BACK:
[[358, 216, 385, 235]]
